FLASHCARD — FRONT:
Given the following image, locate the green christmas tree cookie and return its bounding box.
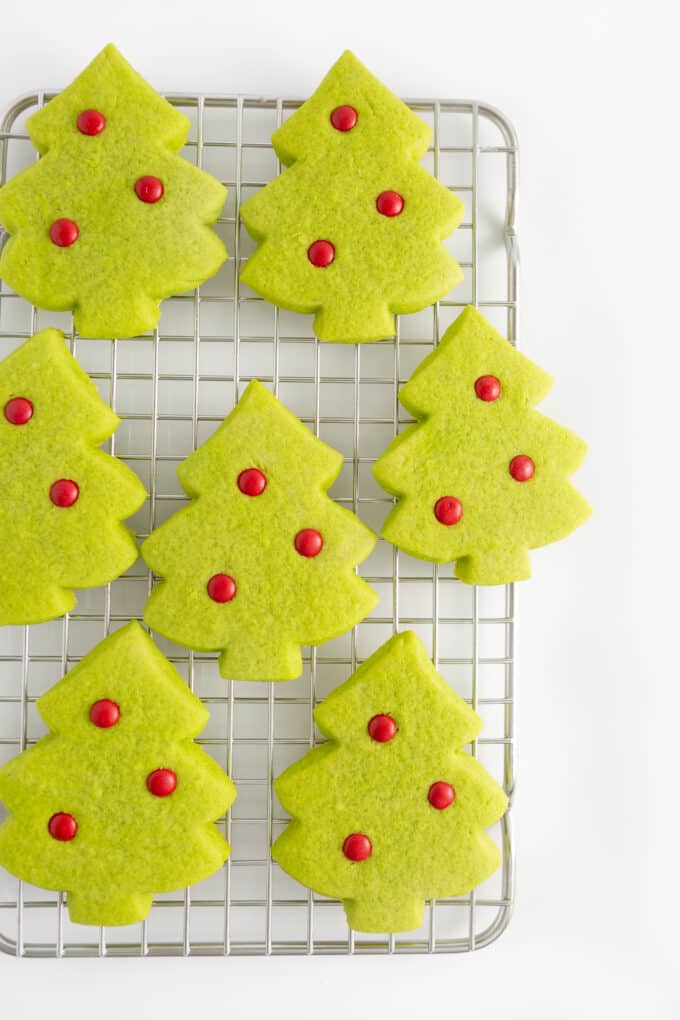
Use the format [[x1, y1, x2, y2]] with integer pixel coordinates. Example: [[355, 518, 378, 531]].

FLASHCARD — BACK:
[[0, 329, 146, 625], [0, 44, 227, 339], [373, 307, 591, 585], [0, 622, 235, 926], [142, 380, 378, 681], [273, 630, 507, 933], [240, 50, 463, 343]]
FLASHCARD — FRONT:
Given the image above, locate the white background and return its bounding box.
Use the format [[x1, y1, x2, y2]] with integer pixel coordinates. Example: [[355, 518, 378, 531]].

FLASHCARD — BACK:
[[0, 1, 677, 1017]]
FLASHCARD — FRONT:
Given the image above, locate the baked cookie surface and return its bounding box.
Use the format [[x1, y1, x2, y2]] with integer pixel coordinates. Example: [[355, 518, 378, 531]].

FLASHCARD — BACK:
[[240, 50, 463, 343], [0, 44, 227, 339], [273, 630, 508, 933], [374, 306, 591, 584]]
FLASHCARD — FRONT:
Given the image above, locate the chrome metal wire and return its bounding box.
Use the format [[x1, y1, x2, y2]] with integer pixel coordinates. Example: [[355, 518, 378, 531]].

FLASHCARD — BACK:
[[0, 89, 518, 956]]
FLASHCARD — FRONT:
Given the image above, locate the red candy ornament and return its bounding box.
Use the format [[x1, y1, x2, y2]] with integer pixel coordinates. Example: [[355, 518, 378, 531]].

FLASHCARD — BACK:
[[342, 832, 372, 861], [207, 573, 237, 603], [294, 529, 323, 558], [237, 468, 267, 496], [134, 176, 164, 204], [474, 375, 501, 402], [428, 781, 455, 810], [48, 812, 78, 841], [368, 714, 397, 743], [307, 240, 335, 267], [4, 397, 33, 425], [49, 219, 79, 247], [89, 699, 120, 729], [77, 109, 106, 136], [50, 479, 79, 508], [147, 768, 177, 798], [376, 190, 404, 217], [509, 455, 535, 482], [330, 105, 358, 132], [434, 496, 463, 526]]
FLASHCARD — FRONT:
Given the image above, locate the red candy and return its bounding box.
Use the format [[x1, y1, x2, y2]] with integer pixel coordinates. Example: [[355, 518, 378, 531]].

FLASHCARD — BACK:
[[49, 219, 79, 247], [434, 496, 463, 526], [294, 528, 323, 558], [147, 768, 177, 798], [77, 109, 106, 136], [48, 812, 77, 841], [342, 832, 372, 861], [474, 375, 501, 402], [509, 454, 535, 482], [134, 176, 164, 204], [367, 714, 397, 743], [428, 781, 455, 810], [89, 699, 120, 729], [4, 397, 33, 425], [307, 240, 335, 267], [207, 573, 237, 603], [50, 479, 79, 508], [237, 468, 267, 496], [330, 105, 358, 131], [376, 190, 404, 217]]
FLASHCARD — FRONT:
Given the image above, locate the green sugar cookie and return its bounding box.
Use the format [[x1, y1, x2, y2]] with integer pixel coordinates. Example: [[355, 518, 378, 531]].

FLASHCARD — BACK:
[[373, 306, 591, 585], [273, 630, 507, 933], [240, 50, 463, 343], [0, 329, 146, 625], [0, 44, 227, 339], [0, 622, 236, 926], [142, 380, 378, 681]]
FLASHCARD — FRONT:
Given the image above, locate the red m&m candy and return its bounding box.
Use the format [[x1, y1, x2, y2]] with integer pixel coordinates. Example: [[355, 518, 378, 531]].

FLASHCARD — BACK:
[[428, 782, 455, 810], [330, 105, 358, 131], [376, 191, 404, 217], [368, 714, 397, 742], [434, 496, 463, 526], [49, 219, 79, 247], [147, 768, 177, 797], [474, 375, 501, 402], [207, 574, 237, 603], [89, 699, 120, 729], [342, 833, 372, 861], [50, 479, 79, 508], [294, 529, 323, 557], [509, 455, 535, 482], [307, 240, 335, 267], [237, 468, 267, 496], [4, 397, 33, 425], [48, 812, 78, 841], [77, 109, 106, 136], [307, 239, 334, 267], [134, 176, 164, 204]]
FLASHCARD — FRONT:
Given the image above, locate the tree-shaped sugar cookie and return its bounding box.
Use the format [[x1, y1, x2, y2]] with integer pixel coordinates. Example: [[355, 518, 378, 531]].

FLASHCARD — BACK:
[[373, 307, 591, 585], [0, 329, 146, 625], [0, 44, 227, 339], [240, 50, 463, 343], [273, 630, 507, 933], [0, 622, 235, 926], [142, 380, 378, 681]]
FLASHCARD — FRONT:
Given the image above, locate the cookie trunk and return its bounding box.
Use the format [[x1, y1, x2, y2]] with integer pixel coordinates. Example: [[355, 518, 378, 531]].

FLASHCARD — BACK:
[[454, 546, 532, 586], [343, 894, 425, 934], [67, 890, 154, 927], [313, 302, 395, 344]]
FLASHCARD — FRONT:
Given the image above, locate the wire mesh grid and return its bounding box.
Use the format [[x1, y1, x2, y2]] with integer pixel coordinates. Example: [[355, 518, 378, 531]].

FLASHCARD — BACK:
[[0, 88, 518, 957]]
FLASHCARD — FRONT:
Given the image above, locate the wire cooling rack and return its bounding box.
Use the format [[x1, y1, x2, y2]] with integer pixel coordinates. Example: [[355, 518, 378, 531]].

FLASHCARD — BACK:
[[0, 89, 518, 957]]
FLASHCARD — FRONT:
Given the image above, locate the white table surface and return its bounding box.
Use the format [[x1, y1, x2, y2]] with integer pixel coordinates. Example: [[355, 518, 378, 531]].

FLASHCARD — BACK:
[[0, 0, 677, 1017]]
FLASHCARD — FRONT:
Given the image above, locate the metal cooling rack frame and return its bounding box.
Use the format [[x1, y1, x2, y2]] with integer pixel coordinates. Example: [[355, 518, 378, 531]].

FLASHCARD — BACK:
[[0, 88, 518, 957]]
